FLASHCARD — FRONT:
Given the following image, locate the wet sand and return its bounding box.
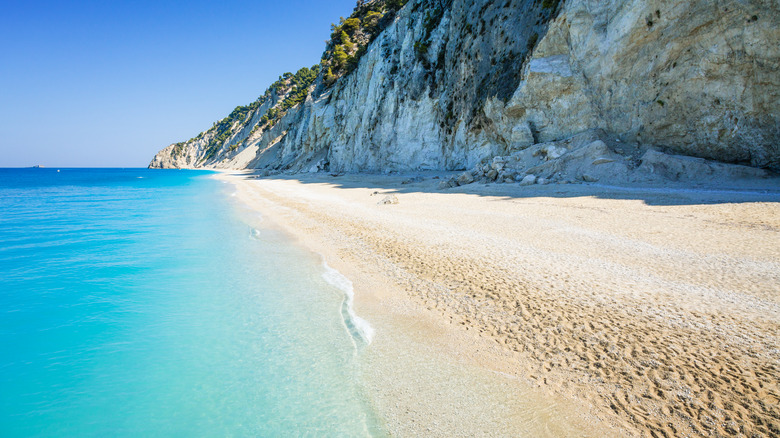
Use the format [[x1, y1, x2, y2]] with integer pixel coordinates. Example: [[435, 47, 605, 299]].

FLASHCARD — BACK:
[[219, 171, 780, 437]]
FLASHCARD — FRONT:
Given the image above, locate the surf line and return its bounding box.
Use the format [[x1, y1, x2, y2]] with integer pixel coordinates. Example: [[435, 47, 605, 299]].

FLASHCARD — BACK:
[[322, 260, 375, 347]]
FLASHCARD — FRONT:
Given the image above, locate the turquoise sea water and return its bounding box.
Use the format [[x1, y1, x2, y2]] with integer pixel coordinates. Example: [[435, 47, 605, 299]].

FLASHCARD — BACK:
[[0, 168, 382, 437]]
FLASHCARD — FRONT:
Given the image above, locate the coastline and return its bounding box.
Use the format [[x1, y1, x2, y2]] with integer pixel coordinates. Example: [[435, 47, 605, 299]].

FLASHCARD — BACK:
[[216, 170, 780, 437]]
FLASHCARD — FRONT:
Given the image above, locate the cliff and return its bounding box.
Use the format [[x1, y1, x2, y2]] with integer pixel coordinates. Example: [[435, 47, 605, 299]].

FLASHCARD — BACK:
[[150, 0, 779, 176]]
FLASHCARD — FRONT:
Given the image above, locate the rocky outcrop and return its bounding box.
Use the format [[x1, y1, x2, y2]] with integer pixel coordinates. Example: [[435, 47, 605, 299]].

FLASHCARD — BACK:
[[437, 129, 772, 189], [150, 0, 780, 174]]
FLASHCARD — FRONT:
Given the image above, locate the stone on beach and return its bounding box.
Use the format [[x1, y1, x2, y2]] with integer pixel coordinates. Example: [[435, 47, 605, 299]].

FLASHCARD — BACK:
[[378, 195, 399, 205]]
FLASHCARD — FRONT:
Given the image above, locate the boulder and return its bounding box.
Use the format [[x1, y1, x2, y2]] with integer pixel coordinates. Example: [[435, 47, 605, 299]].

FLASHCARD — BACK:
[[637, 149, 770, 182], [520, 175, 537, 186], [457, 172, 475, 186], [491, 157, 507, 172], [543, 145, 568, 160]]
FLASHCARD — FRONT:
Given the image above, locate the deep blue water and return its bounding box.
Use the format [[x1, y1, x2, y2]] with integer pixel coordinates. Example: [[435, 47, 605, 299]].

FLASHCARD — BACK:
[[0, 168, 381, 436]]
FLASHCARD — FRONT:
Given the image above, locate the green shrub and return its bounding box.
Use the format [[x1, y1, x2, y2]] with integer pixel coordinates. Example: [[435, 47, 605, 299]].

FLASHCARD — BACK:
[[364, 11, 383, 33], [342, 17, 361, 34], [333, 45, 349, 67], [341, 31, 355, 52]]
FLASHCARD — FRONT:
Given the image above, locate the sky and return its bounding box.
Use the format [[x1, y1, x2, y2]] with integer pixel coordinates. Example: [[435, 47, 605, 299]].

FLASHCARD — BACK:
[[0, 0, 358, 167]]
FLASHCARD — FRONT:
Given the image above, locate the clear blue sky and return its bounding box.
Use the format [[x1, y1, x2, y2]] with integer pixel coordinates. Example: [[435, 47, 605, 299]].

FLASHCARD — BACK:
[[0, 0, 358, 167]]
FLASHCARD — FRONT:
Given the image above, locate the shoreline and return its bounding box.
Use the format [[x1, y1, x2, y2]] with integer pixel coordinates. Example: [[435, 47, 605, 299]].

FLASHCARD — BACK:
[[216, 170, 780, 437], [321, 259, 376, 345]]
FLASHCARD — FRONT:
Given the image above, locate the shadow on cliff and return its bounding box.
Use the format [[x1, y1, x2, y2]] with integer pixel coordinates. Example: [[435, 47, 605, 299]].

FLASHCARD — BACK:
[[228, 170, 780, 207]]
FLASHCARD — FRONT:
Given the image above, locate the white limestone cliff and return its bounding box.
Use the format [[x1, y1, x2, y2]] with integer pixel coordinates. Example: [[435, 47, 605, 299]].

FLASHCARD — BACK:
[[150, 0, 779, 175]]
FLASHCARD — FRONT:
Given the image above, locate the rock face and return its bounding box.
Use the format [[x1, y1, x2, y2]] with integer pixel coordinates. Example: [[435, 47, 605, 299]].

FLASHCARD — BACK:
[[150, 0, 780, 173]]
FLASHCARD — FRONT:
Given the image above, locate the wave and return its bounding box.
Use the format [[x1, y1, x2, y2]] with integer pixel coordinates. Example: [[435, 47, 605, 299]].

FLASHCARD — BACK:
[[322, 262, 375, 346]]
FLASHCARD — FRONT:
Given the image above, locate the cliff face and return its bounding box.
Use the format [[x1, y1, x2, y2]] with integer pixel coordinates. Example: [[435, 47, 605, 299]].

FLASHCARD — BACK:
[[150, 0, 780, 172]]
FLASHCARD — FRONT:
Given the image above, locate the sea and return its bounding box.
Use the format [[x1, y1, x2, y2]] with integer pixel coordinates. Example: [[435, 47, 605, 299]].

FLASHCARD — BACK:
[[0, 168, 383, 437]]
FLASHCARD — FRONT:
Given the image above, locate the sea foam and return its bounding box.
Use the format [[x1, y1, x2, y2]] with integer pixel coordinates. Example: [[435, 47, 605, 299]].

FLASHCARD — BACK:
[[322, 262, 375, 345]]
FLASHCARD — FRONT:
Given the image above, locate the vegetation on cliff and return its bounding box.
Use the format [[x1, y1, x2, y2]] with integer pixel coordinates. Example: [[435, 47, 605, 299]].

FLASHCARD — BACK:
[[321, 0, 410, 86], [172, 0, 411, 165], [189, 65, 319, 163]]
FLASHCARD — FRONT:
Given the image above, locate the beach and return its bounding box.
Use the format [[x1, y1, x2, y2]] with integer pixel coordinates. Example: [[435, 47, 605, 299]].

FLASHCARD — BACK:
[[219, 171, 780, 437]]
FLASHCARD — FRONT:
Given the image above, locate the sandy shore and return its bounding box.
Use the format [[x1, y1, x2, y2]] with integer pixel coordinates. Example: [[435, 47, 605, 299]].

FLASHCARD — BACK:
[[218, 171, 780, 437]]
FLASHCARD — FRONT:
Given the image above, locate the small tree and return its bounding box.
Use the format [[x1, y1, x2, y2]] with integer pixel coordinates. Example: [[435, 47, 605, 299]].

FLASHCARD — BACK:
[[324, 66, 336, 85], [363, 11, 383, 33], [333, 45, 349, 67], [341, 31, 355, 52], [342, 17, 361, 34]]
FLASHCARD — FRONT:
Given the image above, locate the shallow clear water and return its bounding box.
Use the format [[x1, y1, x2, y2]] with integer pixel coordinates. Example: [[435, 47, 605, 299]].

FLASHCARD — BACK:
[[0, 168, 382, 436]]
